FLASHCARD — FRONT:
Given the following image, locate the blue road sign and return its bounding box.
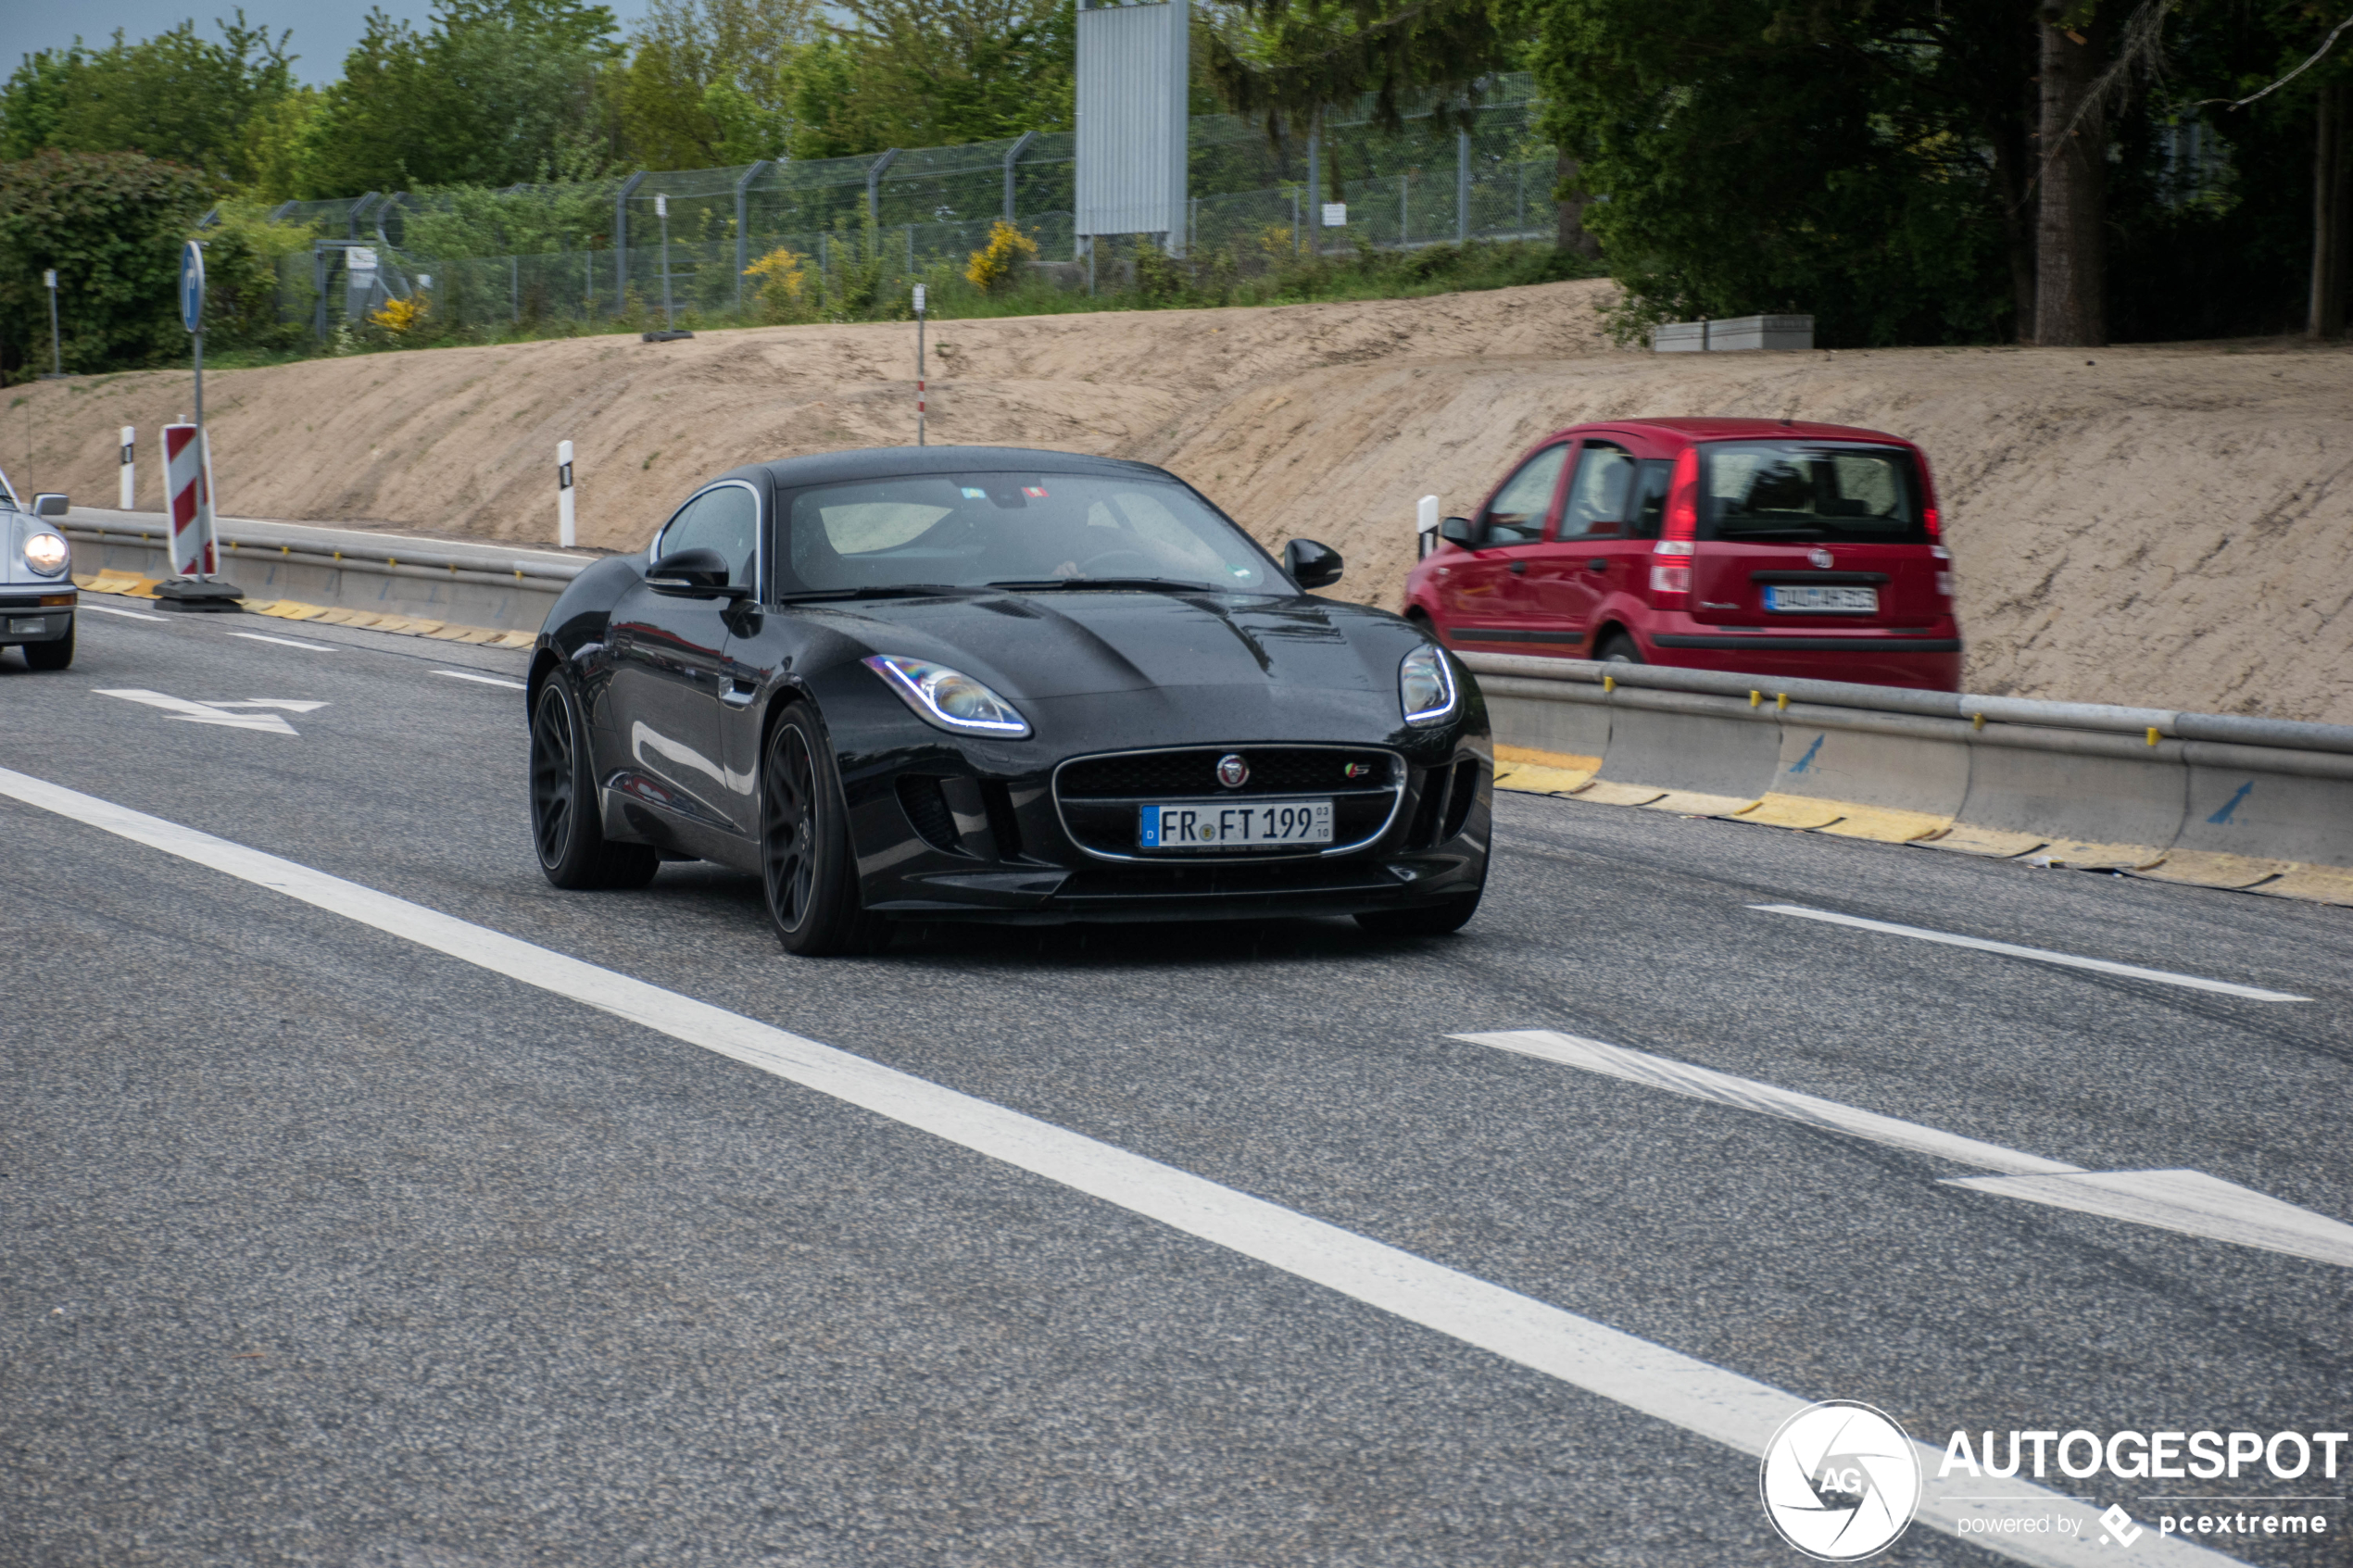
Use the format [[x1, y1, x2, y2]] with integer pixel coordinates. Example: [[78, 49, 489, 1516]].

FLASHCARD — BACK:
[[180, 241, 205, 333]]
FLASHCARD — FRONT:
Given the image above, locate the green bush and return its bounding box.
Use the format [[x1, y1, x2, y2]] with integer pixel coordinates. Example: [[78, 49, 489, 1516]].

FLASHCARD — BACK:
[[0, 149, 213, 376], [199, 200, 315, 352]]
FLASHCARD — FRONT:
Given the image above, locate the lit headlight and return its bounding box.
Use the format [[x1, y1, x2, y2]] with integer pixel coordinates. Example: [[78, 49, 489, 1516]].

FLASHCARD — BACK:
[[1400, 644, 1457, 725], [863, 655, 1031, 738], [23, 531, 69, 576]]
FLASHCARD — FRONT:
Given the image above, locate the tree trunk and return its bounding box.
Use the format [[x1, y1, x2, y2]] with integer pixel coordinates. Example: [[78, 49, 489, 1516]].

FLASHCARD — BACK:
[[2311, 80, 2348, 341], [1992, 120, 2037, 341], [2034, 9, 2107, 346], [1554, 151, 1600, 257]]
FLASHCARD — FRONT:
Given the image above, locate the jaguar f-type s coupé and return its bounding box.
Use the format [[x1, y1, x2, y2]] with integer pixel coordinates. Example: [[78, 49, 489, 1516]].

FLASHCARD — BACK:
[[526, 445, 1491, 954]]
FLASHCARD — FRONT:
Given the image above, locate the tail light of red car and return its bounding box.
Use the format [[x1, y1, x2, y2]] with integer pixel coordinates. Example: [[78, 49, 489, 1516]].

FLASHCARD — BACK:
[[1648, 446, 1700, 603]]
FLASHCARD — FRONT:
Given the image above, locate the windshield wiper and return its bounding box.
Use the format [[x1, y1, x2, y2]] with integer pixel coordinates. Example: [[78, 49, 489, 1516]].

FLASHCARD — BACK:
[[775, 583, 983, 602], [986, 577, 1214, 593]]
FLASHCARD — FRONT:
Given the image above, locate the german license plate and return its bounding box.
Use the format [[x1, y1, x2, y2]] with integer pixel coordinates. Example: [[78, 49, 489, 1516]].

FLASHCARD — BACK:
[[1765, 584, 1877, 614], [1140, 799, 1334, 849], [7, 617, 46, 634]]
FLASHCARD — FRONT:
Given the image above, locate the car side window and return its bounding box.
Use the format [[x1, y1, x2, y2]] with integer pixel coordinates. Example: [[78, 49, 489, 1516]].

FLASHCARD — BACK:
[[658, 483, 760, 589], [1478, 445, 1569, 546], [1560, 443, 1637, 538], [1629, 459, 1674, 539]]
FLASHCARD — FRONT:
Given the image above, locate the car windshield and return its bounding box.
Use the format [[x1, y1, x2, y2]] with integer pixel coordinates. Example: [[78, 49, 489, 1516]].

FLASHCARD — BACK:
[[782, 470, 1278, 594], [1699, 443, 1927, 543]]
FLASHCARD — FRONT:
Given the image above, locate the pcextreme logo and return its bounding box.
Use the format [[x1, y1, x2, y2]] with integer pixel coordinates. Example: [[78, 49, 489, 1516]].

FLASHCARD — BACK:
[[1760, 1401, 1923, 1561]]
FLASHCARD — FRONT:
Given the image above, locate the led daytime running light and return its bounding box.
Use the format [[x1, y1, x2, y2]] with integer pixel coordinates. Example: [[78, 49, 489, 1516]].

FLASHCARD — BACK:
[[863, 655, 1031, 738]]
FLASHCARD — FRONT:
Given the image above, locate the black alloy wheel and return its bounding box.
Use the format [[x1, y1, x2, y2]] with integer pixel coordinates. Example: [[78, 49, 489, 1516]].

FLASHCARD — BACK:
[[761, 703, 890, 956], [530, 671, 659, 890], [23, 621, 72, 671]]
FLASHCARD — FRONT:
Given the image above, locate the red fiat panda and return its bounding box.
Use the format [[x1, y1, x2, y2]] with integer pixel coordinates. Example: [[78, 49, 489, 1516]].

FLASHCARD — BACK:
[[1403, 418, 1960, 691]]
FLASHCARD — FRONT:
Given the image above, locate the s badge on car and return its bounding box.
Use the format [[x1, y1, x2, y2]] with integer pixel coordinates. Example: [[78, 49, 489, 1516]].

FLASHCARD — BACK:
[[1808, 547, 1835, 569], [1216, 753, 1250, 789]]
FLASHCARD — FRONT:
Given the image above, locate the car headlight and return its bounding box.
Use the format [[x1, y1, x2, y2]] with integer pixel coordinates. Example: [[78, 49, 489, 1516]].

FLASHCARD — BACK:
[[863, 655, 1032, 738], [22, 531, 69, 576], [1401, 644, 1458, 725]]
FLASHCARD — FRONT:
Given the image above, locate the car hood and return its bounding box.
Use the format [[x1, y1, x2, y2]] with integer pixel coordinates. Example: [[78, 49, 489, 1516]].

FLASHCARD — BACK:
[[811, 589, 1414, 701]]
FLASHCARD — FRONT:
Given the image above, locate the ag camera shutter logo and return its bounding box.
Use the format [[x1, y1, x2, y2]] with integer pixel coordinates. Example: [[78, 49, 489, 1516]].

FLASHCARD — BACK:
[[1759, 1400, 1922, 1561]]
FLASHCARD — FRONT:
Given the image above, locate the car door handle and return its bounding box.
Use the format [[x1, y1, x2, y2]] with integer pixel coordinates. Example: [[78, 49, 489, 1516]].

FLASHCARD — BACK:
[[1509, 560, 1528, 575], [1587, 559, 1610, 572]]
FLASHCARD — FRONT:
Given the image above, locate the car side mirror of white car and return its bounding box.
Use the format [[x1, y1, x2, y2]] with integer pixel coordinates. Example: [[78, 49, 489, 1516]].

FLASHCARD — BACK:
[[32, 493, 68, 517]]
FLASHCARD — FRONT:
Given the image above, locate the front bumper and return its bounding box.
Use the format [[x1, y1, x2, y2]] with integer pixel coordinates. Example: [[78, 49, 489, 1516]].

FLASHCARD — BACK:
[[0, 594, 73, 646]]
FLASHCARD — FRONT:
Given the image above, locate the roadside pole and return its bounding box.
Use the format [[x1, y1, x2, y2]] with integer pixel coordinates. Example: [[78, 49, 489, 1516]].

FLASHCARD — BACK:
[[558, 440, 576, 548], [119, 426, 135, 509], [157, 240, 240, 610], [912, 283, 926, 446], [41, 270, 63, 379], [640, 194, 694, 343]]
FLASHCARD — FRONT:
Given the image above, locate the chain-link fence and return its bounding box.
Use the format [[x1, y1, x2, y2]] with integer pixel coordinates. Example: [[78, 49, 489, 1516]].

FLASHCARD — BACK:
[[277, 74, 1555, 336]]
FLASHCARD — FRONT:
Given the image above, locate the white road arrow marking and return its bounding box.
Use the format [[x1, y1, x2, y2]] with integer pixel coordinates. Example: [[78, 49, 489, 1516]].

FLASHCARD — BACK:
[[203, 699, 330, 712], [92, 689, 318, 734], [1458, 1029, 2353, 1270], [432, 670, 526, 690]]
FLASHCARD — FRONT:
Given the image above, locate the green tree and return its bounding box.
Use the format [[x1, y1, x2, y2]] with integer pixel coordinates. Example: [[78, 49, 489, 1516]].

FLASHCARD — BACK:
[[0, 14, 296, 184], [299, 0, 623, 194], [618, 0, 813, 168], [0, 150, 213, 374]]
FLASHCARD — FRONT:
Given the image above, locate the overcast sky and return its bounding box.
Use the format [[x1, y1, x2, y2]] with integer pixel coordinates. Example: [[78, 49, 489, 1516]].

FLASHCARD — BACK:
[[0, 0, 657, 86]]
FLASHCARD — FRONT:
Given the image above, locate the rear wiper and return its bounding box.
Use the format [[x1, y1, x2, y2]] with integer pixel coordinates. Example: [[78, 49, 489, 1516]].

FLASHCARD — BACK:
[[775, 583, 982, 602], [986, 577, 1209, 593]]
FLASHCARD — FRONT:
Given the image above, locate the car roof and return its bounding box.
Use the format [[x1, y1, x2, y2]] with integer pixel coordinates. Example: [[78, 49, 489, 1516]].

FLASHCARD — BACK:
[[746, 445, 1177, 490], [1569, 417, 1915, 446]]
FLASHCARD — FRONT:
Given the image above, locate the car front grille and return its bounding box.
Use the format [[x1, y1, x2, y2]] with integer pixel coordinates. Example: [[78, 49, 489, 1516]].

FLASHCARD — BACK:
[[1053, 745, 1404, 861]]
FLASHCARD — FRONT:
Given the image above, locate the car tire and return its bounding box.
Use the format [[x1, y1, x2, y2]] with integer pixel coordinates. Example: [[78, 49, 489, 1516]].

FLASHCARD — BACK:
[[23, 621, 73, 671], [531, 671, 661, 891], [761, 703, 892, 957], [1355, 889, 1482, 936], [1596, 632, 1642, 665]]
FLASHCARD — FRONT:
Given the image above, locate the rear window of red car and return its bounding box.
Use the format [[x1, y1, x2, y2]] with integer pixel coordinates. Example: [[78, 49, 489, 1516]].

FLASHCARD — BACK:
[[1699, 442, 1929, 544]]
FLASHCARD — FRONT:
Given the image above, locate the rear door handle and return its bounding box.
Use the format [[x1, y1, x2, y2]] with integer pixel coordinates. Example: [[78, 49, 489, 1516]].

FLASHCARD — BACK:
[[1509, 560, 1528, 575], [1587, 559, 1610, 572]]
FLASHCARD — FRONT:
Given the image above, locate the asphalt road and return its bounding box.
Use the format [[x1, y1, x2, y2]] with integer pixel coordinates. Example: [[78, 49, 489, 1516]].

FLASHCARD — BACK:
[[3, 601, 2348, 1568]]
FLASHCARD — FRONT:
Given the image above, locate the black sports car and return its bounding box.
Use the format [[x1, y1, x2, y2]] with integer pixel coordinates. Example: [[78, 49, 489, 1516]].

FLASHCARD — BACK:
[[525, 445, 1491, 954]]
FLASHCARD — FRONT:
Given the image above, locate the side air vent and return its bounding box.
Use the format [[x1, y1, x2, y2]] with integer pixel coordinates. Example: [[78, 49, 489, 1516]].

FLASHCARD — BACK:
[[980, 781, 1024, 859], [896, 775, 963, 853], [1439, 758, 1481, 843]]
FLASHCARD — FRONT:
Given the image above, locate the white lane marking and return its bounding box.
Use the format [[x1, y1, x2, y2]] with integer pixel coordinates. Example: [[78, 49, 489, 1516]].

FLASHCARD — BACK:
[[1462, 1030, 2074, 1175], [77, 602, 170, 621], [1459, 1030, 2353, 1270], [433, 670, 526, 690], [227, 631, 338, 652], [0, 766, 2236, 1568], [1749, 905, 2309, 1003], [93, 689, 300, 734], [204, 699, 329, 713]]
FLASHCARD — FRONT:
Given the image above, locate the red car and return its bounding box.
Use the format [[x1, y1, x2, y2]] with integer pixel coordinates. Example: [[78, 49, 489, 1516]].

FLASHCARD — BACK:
[[1404, 418, 1960, 690]]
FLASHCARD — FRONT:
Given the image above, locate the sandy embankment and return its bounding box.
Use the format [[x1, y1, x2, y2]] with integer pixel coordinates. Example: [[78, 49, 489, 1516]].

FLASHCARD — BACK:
[[13, 280, 2351, 722]]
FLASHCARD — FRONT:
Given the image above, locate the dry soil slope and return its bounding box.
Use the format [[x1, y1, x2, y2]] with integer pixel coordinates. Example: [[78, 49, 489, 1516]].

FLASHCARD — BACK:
[[19, 280, 2352, 722]]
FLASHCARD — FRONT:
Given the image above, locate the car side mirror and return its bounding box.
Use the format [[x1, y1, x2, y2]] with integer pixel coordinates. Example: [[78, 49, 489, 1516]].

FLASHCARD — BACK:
[[1439, 515, 1477, 547], [1283, 537, 1343, 589], [31, 493, 68, 518], [647, 546, 749, 598]]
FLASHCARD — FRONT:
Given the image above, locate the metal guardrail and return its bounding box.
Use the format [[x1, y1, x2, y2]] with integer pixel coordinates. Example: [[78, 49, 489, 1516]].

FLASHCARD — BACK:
[[1460, 652, 2353, 893]]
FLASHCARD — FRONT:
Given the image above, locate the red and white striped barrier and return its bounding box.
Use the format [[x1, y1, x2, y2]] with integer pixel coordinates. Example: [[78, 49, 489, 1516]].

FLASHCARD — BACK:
[[161, 422, 216, 578]]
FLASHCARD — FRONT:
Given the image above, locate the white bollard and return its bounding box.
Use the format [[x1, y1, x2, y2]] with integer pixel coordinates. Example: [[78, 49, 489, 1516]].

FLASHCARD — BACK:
[[557, 440, 576, 548], [1416, 494, 1440, 558], [120, 425, 136, 509]]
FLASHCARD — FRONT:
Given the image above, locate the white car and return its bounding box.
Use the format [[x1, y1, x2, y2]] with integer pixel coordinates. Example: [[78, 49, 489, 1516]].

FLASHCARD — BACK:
[[1, 471, 73, 670]]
